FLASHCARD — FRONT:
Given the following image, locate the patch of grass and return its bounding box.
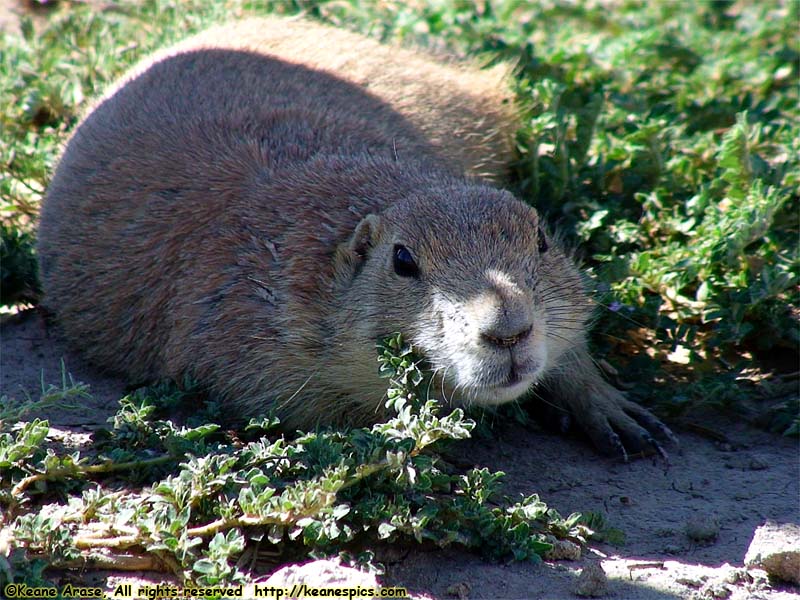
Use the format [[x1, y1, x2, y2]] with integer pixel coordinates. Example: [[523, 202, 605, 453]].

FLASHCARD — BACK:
[[0, 222, 39, 305], [1, 335, 588, 586], [0, 359, 90, 424]]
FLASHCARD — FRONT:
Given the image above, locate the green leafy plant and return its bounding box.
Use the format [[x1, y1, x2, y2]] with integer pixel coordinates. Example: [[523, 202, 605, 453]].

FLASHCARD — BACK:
[[1, 335, 587, 588], [0, 223, 40, 305]]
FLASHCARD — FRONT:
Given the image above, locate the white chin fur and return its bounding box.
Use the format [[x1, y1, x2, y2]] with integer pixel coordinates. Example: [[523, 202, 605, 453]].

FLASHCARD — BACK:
[[465, 379, 534, 406], [415, 288, 549, 408]]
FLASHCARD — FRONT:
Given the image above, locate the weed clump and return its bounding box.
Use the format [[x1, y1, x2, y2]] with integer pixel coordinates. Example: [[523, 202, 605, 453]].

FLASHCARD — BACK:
[[1, 335, 588, 587]]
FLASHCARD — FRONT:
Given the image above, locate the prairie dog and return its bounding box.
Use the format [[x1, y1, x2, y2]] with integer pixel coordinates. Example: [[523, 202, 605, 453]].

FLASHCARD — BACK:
[[38, 16, 675, 457]]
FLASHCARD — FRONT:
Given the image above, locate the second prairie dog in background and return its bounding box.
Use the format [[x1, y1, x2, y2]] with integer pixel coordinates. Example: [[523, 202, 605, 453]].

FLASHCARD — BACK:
[[38, 16, 676, 458]]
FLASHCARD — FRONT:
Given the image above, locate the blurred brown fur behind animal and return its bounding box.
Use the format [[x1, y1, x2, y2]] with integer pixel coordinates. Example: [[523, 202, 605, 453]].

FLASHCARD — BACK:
[[38, 16, 675, 458]]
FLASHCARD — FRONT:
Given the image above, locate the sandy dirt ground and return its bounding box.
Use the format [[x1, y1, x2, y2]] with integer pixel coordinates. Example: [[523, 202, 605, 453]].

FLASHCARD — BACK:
[[2, 308, 798, 599]]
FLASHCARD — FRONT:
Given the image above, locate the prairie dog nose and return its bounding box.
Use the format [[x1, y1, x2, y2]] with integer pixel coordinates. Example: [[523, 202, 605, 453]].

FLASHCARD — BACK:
[[477, 270, 534, 349], [481, 323, 532, 348]]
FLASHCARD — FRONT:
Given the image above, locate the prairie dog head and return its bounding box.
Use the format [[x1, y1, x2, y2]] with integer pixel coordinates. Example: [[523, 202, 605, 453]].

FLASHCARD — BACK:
[[332, 184, 593, 408]]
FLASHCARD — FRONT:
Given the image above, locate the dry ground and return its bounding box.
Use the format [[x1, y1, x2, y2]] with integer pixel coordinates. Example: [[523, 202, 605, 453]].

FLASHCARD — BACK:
[[3, 308, 798, 599]]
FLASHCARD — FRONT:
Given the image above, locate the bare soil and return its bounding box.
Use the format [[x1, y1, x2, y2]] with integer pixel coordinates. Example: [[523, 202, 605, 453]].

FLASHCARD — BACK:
[[3, 308, 798, 599]]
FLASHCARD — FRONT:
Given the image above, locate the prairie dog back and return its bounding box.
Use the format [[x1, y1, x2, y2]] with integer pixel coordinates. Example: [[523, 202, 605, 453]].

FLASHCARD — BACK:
[[103, 16, 517, 182]]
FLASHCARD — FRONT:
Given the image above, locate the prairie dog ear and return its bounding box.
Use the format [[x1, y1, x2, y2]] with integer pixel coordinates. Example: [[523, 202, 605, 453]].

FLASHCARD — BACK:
[[349, 214, 382, 259], [333, 214, 383, 283]]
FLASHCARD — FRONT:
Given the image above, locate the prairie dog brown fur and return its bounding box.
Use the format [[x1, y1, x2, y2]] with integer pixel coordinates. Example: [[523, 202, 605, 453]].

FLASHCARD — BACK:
[[38, 16, 675, 457], [97, 17, 517, 183]]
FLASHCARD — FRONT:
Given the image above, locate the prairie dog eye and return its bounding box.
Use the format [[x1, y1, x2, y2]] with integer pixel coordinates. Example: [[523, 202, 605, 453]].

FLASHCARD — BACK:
[[537, 227, 548, 253], [393, 244, 419, 278]]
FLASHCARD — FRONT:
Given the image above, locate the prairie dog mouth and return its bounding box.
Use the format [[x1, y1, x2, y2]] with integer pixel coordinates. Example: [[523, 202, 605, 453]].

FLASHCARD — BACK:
[[441, 364, 541, 407], [416, 286, 550, 407], [473, 378, 535, 405]]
